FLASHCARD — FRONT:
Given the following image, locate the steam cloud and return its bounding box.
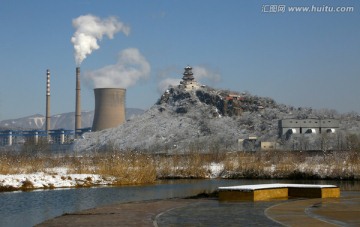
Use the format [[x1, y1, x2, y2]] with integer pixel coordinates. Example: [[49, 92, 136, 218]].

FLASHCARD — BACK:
[[157, 78, 181, 93], [192, 66, 221, 84], [71, 14, 130, 65], [84, 48, 150, 88]]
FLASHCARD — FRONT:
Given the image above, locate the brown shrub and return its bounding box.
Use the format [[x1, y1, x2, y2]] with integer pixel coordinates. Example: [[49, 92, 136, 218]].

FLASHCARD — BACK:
[[21, 179, 34, 190]]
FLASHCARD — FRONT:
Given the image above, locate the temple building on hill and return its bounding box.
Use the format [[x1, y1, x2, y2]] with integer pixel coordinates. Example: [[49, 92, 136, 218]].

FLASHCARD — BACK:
[[179, 65, 200, 91]]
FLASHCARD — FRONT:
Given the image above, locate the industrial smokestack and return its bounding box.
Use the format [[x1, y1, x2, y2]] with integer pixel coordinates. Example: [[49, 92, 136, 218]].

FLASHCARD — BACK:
[[45, 69, 51, 132], [75, 67, 81, 135], [92, 88, 126, 131]]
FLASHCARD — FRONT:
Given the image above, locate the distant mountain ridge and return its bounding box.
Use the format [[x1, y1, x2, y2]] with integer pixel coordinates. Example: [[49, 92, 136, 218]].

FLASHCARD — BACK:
[[0, 108, 144, 130]]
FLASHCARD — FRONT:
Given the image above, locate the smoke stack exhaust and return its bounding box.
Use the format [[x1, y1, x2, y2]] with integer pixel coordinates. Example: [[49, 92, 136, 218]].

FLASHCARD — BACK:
[[75, 67, 81, 135], [45, 69, 51, 132], [92, 88, 126, 131]]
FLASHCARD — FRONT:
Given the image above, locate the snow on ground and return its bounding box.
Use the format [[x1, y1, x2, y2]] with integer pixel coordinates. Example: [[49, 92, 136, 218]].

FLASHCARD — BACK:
[[0, 168, 116, 191], [264, 164, 276, 174], [0, 163, 227, 191], [206, 163, 224, 178], [218, 183, 338, 191]]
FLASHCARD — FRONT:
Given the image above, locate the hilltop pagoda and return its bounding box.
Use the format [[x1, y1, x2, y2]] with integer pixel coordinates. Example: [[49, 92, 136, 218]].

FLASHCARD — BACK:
[[179, 65, 199, 91]]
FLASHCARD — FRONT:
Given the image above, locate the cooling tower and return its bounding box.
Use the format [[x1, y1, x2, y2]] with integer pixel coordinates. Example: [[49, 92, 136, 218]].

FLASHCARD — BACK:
[[92, 88, 126, 131], [75, 67, 81, 135], [45, 69, 51, 132]]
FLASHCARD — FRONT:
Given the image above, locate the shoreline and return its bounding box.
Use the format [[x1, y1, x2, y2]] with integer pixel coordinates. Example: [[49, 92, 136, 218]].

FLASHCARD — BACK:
[[1, 171, 359, 193]]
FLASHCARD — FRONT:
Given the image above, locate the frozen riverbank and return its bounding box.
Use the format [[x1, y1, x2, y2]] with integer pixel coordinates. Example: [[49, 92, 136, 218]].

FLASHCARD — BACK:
[[0, 163, 224, 191], [0, 168, 116, 191]]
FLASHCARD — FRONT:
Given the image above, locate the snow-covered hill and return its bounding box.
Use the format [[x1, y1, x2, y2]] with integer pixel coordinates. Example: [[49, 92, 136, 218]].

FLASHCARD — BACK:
[[75, 85, 360, 153]]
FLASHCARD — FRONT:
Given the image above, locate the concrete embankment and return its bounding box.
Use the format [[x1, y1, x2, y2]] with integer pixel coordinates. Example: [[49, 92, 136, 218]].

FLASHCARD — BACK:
[[37, 191, 360, 226]]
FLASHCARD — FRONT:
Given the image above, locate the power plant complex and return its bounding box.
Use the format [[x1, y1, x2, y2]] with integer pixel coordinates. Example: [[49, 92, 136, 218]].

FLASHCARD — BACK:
[[74, 67, 127, 132], [74, 67, 127, 133], [0, 66, 127, 146]]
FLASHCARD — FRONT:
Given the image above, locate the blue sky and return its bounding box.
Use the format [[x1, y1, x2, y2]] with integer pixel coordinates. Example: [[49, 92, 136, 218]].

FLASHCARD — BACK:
[[0, 0, 359, 121]]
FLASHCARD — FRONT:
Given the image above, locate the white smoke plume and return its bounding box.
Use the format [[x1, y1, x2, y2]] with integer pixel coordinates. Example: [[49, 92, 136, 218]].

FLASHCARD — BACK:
[[84, 48, 150, 88], [71, 14, 130, 65], [157, 78, 181, 93], [192, 65, 221, 84], [157, 66, 179, 79]]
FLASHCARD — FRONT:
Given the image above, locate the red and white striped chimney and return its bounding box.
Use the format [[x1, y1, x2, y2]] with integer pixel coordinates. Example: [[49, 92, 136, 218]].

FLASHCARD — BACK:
[[45, 69, 51, 132]]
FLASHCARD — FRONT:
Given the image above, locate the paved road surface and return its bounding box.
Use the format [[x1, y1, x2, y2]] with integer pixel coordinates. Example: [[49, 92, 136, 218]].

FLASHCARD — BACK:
[[37, 191, 360, 227]]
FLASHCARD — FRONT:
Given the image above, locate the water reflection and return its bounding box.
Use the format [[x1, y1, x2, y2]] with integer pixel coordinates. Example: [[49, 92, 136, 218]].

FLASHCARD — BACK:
[[0, 179, 359, 227]]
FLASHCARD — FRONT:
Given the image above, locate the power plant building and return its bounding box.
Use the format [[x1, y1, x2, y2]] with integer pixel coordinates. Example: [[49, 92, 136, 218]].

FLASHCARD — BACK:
[[92, 88, 126, 131], [279, 118, 339, 137]]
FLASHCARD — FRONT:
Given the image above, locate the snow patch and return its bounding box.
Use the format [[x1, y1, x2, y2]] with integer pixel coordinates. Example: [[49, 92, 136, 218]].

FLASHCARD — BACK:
[[206, 163, 224, 178], [0, 169, 115, 190], [219, 183, 338, 191], [29, 117, 45, 128]]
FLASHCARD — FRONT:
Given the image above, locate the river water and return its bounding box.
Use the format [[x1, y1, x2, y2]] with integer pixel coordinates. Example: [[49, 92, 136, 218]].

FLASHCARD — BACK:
[[0, 179, 359, 227]]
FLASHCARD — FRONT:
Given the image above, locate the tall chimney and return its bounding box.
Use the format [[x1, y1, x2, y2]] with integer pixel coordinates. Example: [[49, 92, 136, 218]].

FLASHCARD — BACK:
[[92, 88, 126, 131], [75, 67, 81, 136], [45, 69, 51, 132]]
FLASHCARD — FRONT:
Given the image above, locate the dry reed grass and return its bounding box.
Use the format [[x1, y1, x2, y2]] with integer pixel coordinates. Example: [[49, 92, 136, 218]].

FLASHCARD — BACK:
[[1, 148, 360, 183], [156, 151, 209, 178], [221, 150, 360, 179], [95, 152, 156, 185], [0, 151, 65, 174]]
